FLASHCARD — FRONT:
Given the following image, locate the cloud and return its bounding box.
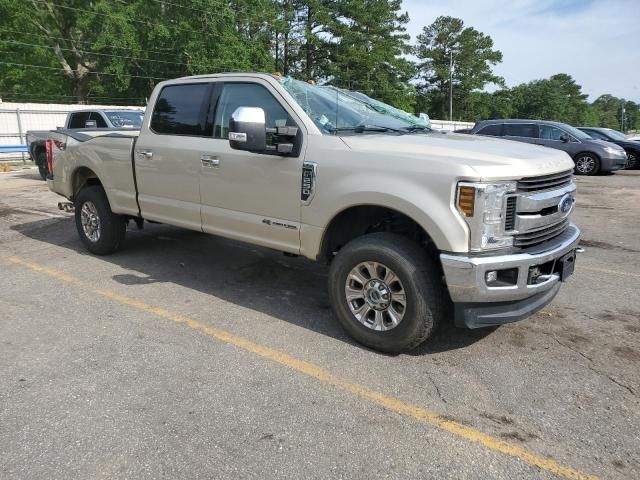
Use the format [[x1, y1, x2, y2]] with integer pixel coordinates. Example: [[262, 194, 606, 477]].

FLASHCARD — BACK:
[[402, 0, 640, 101]]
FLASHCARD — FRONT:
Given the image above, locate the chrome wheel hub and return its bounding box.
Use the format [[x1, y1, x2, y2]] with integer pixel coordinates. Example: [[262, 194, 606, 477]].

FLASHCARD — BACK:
[[576, 156, 594, 174], [80, 201, 101, 242], [345, 262, 406, 331]]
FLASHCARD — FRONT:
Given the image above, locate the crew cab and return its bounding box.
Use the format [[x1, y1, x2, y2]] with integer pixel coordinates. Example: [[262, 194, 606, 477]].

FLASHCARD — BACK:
[[45, 73, 581, 353], [27, 109, 144, 179]]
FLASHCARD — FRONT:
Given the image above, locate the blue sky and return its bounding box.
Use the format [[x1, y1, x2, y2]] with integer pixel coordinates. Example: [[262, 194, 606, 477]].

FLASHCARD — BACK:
[[402, 0, 639, 101]]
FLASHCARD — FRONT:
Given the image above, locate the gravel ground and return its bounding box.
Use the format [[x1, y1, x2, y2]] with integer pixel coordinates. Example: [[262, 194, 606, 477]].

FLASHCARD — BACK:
[[0, 168, 638, 479]]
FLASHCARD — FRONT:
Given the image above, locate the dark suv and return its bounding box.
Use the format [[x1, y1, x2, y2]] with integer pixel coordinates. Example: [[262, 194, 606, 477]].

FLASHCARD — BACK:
[[469, 119, 628, 175], [577, 127, 640, 169]]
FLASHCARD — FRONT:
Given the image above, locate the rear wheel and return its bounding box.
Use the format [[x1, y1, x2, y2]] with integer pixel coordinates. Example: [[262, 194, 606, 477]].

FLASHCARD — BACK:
[[37, 151, 48, 180], [74, 185, 126, 255], [574, 153, 600, 175], [328, 232, 446, 353]]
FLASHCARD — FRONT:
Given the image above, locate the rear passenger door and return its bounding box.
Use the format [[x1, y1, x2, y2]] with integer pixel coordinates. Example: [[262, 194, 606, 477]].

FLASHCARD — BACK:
[[134, 82, 214, 231], [504, 123, 539, 144]]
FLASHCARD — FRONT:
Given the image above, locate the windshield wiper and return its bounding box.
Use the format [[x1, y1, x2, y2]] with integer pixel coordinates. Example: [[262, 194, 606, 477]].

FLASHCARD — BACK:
[[331, 125, 404, 134], [402, 125, 432, 133]]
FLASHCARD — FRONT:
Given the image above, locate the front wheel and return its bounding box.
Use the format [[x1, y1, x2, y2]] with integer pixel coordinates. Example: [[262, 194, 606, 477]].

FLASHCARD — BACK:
[[626, 151, 638, 169], [74, 185, 126, 255], [574, 153, 600, 175], [328, 233, 446, 353]]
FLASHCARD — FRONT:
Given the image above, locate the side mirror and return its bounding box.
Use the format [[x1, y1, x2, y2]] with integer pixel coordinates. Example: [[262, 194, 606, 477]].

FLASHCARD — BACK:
[[560, 134, 570, 143], [229, 107, 267, 153], [85, 120, 97, 128]]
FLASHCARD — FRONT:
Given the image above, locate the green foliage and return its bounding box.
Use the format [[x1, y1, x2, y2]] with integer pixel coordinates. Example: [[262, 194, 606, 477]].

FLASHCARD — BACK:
[[0, 4, 636, 131]]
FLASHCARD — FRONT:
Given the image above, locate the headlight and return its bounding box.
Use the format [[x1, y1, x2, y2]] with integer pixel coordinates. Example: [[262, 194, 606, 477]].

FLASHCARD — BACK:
[[603, 146, 625, 156], [456, 181, 517, 251]]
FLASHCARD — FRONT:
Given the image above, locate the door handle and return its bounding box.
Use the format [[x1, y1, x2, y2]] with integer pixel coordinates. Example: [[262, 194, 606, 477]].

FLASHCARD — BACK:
[[136, 149, 153, 159], [201, 154, 219, 168]]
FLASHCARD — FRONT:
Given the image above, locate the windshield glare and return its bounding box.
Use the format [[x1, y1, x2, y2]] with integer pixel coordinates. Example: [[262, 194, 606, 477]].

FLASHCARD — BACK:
[[106, 111, 144, 128], [602, 128, 627, 140], [278, 77, 429, 134]]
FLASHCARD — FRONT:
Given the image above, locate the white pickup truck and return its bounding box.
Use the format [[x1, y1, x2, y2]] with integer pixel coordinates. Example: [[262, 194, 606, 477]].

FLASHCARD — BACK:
[[27, 109, 144, 179], [46, 73, 580, 352]]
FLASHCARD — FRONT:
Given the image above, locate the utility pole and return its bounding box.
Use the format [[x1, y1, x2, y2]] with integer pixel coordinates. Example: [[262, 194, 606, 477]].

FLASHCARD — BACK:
[[449, 50, 453, 121], [621, 98, 626, 132]]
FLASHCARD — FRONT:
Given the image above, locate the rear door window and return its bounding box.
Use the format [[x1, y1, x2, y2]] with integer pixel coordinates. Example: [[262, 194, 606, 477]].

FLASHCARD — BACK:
[[504, 123, 538, 138], [68, 112, 90, 129], [477, 123, 502, 136], [539, 125, 569, 141], [151, 83, 211, 136]]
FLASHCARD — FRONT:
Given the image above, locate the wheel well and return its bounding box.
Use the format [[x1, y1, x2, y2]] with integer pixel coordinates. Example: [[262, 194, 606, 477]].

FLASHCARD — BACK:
[[320, 206, 438, 264], [72, 167, 102, 199]]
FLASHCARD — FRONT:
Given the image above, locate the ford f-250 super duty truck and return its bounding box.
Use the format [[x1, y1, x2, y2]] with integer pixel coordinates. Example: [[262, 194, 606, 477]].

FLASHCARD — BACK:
[[45, 73, 580, 353]]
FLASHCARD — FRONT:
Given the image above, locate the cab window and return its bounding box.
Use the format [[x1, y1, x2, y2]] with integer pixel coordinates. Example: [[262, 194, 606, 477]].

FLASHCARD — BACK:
[[89, 112, 107, 128], [214, 83, 293, 140], [151, 83, 211, 136], [68, 112, 90, 129]]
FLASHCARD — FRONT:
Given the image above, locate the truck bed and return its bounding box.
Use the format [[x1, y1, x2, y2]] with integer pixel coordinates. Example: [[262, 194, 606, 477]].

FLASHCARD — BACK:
[[48, 129, 141, 217]]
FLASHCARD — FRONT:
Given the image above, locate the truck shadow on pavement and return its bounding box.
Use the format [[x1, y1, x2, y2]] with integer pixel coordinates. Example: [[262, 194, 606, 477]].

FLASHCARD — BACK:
[[12, 217, 495, 355]]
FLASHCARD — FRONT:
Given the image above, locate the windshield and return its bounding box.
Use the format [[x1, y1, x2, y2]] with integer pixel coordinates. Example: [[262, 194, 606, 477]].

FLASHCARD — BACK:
[[602, 128, 627, 140], [105, 110, 144, 128], [278, 77, 429, 134], [558, 123, 591, 140]]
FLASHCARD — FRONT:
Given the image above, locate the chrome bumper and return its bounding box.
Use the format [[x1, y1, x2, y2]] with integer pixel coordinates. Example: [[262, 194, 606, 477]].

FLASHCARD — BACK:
[[441, 223, 581, 304]]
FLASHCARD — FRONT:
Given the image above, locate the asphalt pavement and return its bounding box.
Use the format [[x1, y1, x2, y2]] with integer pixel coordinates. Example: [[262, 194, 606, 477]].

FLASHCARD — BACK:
[[1, 168, 639, 479]]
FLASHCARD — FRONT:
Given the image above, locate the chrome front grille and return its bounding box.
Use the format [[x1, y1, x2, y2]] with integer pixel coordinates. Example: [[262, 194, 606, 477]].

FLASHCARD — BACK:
[[517, 170, 573, 192], [514, 219, 570, 247], [509, 171, 576, 248]]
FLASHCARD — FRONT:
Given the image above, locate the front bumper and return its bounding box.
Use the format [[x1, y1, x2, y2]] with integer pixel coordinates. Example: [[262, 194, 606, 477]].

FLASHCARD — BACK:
[[600, 154, 627, 172], [441, 223, 580, 328]]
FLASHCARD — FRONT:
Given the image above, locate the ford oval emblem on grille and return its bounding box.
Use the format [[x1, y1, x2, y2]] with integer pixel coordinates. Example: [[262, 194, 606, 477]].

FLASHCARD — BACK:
[[559, 194, 574, 214]]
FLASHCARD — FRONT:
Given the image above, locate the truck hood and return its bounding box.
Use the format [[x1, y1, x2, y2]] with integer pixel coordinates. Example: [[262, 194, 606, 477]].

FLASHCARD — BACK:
[[340, 132, 575, 179]]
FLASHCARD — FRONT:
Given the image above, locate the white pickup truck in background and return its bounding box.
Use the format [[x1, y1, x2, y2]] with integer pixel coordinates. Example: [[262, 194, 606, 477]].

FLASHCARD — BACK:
[[26, 109, 144, 179], [45, 73, 580, 353]]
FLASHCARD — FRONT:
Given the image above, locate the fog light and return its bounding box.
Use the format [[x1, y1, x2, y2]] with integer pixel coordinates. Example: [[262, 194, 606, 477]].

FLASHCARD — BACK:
[[486, 268, 519, 287]]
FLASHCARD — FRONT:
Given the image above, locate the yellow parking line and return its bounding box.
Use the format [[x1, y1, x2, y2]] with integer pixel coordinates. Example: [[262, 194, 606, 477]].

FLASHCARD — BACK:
[[6, 255, 597, 480], [581, 266, 640, 279]]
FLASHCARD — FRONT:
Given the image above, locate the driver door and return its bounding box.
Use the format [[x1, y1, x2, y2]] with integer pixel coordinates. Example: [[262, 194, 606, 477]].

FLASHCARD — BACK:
[[199, 80, 304, 253]]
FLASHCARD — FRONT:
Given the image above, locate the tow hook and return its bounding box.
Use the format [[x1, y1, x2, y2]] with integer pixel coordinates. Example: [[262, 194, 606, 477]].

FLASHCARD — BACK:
[[58, 202, 74, 213]]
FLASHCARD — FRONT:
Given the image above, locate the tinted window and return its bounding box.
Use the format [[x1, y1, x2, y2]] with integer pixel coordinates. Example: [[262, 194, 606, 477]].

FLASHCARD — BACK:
[[214, 83, 292, 139], [477, 123, 502, 136], [505, 123, 538, 138], [68, 112, 90, 129], [89, 112, 107, 128], [583, 129, 607, 140], [539, 125, 567, 141], [151, 83, 210, 136]]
